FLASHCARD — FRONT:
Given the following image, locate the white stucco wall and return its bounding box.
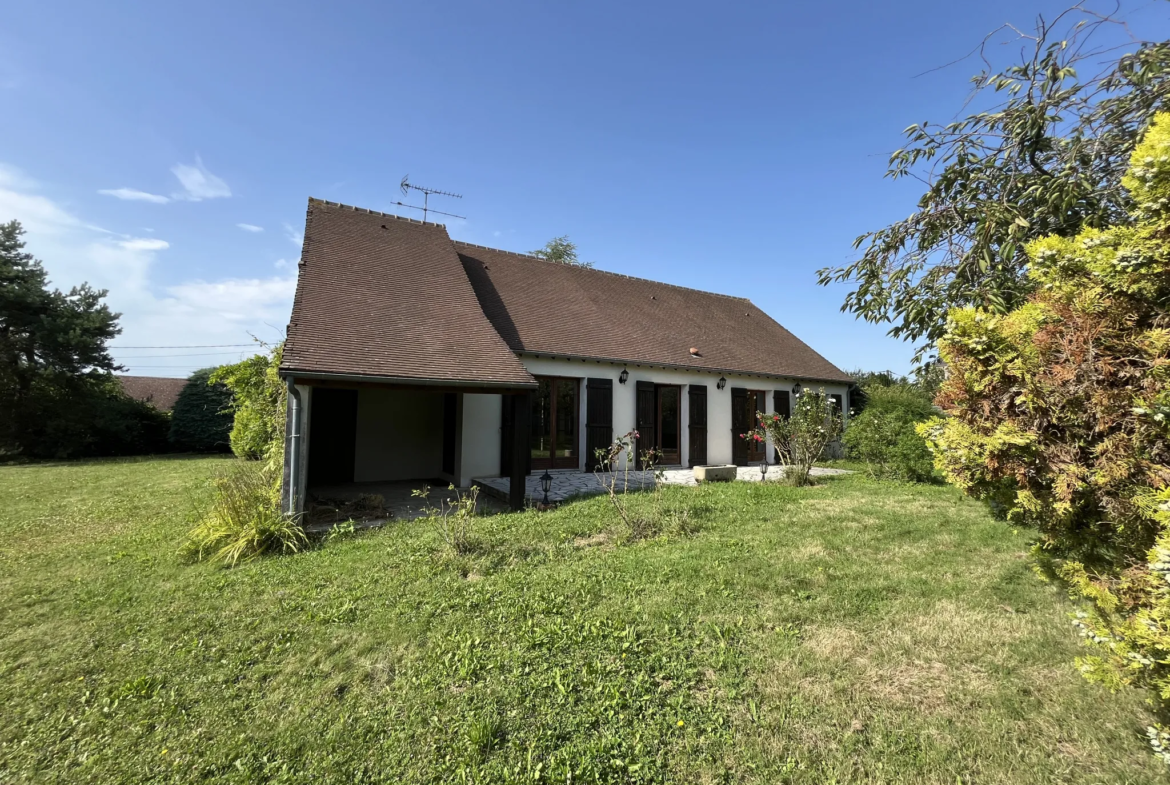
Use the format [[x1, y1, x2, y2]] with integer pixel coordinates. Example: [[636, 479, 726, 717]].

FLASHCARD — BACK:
[[459, 393, 502, 487], [353, 387, 444, 482], [455, 356, 850, 478]]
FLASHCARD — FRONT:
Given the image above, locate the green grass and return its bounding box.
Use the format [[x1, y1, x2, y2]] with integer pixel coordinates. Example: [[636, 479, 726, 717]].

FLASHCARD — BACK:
[[0, 456, 1165, 784]]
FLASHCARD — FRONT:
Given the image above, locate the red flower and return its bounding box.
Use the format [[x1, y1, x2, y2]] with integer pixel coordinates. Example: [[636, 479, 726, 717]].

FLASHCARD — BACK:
[[773, 415, 780, 421]]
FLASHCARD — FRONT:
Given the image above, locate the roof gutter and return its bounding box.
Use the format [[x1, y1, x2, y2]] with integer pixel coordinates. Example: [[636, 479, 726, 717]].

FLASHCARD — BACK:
[[514, 352, 853, 386], [279, 368, 538, 390]]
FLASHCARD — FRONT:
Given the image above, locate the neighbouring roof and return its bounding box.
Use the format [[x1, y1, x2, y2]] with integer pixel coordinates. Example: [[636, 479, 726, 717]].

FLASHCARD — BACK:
[[281, 201, 536, 388], [281, 198, 851, 386], [117, 375, 187, 411]]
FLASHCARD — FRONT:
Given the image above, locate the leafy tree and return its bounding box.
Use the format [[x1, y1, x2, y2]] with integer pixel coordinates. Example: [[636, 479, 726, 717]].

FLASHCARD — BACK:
[[531, 236, 593, 267], [817, 8, 1170, 359], [919, 113, 1170, 754], [169, 368, 234, 452], [0, 219, 134, 457], [211, 343, 286, 461]]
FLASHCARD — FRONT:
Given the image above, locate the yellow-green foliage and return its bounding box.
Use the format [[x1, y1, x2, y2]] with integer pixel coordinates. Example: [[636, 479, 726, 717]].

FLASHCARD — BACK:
[[924, 113, 1170, 758]]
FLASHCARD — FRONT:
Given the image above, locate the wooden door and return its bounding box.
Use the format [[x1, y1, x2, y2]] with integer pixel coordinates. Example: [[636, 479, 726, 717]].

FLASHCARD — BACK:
[[688, 384, 707, 467], [530, 377, 580, 470], [585, 378, 613, 471], [731, 388, 766, 465], [635, 381, 656, 469]]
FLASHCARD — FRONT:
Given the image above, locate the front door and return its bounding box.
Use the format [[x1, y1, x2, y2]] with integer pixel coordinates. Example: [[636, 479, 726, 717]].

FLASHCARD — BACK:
[[530, 376, 579, 470], [656, 385, 681, 465], [731, 388, 766, 465]]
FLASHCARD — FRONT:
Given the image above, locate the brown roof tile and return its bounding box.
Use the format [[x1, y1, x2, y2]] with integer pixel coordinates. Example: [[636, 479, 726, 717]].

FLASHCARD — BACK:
[[280, 200, 536, 387], [456, 243, 852, 383], [117, 375, 188, 411]]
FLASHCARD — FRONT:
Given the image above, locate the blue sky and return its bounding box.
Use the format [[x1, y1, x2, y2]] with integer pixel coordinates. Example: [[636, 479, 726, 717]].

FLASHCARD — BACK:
[[2, 1, 1166, 377]]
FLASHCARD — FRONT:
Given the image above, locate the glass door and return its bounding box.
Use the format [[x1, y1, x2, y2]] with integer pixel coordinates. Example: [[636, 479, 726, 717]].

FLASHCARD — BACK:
[[656, 385, 681, 465], [530, 377, 579, 470]]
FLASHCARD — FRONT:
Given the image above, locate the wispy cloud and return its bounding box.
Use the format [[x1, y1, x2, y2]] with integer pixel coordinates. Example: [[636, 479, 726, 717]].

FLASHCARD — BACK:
[[283, 222, 303, 247], [98, 187, 170, 204], [118, 237, 170, 252], [2, 162, 295, 372], [237, 223, 264, 233], [171, 156, 231, 201]]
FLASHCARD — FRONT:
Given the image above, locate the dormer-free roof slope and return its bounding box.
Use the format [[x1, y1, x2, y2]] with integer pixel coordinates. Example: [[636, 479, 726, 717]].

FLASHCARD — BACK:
[[281, 200, 535, 387], [281, 198, 851, 386], [457, 243, 851, 383]]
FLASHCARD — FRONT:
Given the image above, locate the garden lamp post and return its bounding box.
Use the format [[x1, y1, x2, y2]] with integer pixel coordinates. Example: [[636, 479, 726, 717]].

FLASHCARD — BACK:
[[540, 470, 553, 505]]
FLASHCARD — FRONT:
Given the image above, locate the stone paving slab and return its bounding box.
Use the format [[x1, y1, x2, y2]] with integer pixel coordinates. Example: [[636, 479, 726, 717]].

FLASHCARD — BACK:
[[474, 465, 850, 504]]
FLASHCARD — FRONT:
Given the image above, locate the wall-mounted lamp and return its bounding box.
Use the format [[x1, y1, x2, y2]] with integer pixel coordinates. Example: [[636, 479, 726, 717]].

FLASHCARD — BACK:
[[717, 375, 727, 390], [619, 368, 629, 385], [792, 382, 803, 396]]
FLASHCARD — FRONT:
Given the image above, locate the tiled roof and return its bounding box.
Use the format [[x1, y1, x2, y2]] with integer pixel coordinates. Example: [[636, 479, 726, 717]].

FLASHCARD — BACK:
[[280, 200, 536, 387], [279, 198, 851, 387], [457, 243, 852, 383], [117, 375, 188, 411]]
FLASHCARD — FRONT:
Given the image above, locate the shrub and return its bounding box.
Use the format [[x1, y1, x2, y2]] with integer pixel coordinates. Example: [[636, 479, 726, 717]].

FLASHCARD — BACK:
[[919, 112, 1170, 757], [745, 388, 843, 486], [844, 384, 937, 482], [17, 374, 172, 459], [186, 461, 305, 566], [169, 368, 233, 452], [210, 345, 285, 461]]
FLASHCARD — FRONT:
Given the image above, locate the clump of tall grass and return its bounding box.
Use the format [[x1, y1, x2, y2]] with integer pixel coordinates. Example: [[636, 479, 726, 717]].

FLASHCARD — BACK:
[[185, 461, 305, 566]]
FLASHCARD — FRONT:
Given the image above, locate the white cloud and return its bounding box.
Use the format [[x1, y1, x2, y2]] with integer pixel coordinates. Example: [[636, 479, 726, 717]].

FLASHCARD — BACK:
[[98, 188, 170, 204], [283, 222, 303, 247], [171, 156, 231, 201], [2, 162, 294, 375], [118, 237, 170, 252], [274, 258, 294, 270], [237, 223, 263, 233]]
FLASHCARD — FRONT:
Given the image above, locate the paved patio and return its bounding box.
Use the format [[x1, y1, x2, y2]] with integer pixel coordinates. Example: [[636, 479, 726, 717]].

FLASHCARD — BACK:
[[474, 465, 850, 505]]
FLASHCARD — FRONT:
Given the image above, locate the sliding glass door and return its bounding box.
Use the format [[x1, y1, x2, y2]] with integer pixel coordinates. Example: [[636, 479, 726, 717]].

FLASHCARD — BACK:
[[530, 377, 579, 470]]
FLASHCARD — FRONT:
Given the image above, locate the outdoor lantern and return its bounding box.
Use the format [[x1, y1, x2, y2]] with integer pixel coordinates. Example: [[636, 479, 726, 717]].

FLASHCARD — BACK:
[[792, 382, 803, 397], [540, 470, 553, 505], [619, 368, 629, 385], [717, 375, 727, 391]]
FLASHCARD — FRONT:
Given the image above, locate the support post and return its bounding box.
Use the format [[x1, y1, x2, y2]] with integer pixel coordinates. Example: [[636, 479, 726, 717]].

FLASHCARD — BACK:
[[282, 378, 303, 515], [509, 392, 530, 511]]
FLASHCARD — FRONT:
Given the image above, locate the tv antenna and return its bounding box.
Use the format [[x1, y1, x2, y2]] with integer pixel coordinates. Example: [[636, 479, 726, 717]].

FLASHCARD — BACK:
[[393, 175, 465, 223]]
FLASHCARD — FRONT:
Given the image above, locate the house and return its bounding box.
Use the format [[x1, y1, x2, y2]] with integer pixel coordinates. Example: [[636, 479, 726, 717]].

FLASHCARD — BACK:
[[117, 375, 188, 412], [279, 199, 852, 513]]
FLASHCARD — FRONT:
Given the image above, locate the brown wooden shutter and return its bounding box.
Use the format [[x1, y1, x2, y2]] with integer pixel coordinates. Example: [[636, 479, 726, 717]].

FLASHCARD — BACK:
[[773, 389, 791, 420], [635, 381, 656, 469], [688, 384, 707, 467], [585, 378, 613, 471], [730, 387, 748, 466]]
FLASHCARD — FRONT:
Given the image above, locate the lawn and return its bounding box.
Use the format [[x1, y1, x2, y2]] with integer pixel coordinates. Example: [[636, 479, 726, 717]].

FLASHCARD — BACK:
[[0, 456, 1165, 784]]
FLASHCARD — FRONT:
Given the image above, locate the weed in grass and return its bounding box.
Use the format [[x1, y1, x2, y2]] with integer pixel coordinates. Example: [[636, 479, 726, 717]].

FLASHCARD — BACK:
[[466, 713, 505, 757], [413, 483, 480, 554]]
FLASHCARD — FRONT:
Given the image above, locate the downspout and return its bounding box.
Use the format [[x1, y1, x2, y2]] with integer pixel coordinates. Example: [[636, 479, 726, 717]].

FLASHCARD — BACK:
[[283, 378, 303, 516]]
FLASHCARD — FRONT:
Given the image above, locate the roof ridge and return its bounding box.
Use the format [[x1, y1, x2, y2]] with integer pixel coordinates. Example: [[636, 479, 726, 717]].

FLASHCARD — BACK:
[[308, 197, 446, 228], [452, 240, 751, 302]]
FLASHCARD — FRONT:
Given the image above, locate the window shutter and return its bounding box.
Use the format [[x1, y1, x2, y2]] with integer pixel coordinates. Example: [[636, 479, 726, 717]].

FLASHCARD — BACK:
[[585, 378, 613, 471], [773, 389, 791, 420], [688, 384, 707, 467], [635, 381, 656, 469], [730, 387, 748, 466]]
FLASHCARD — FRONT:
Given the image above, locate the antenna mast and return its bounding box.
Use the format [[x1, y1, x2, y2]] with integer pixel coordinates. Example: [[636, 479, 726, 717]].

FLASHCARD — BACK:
[[398, 176, 464, 223]]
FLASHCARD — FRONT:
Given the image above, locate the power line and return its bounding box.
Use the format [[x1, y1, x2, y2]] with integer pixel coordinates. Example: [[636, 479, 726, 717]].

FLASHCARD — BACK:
[[109, 343, 256, 349], [111, 351, 251, 359]]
